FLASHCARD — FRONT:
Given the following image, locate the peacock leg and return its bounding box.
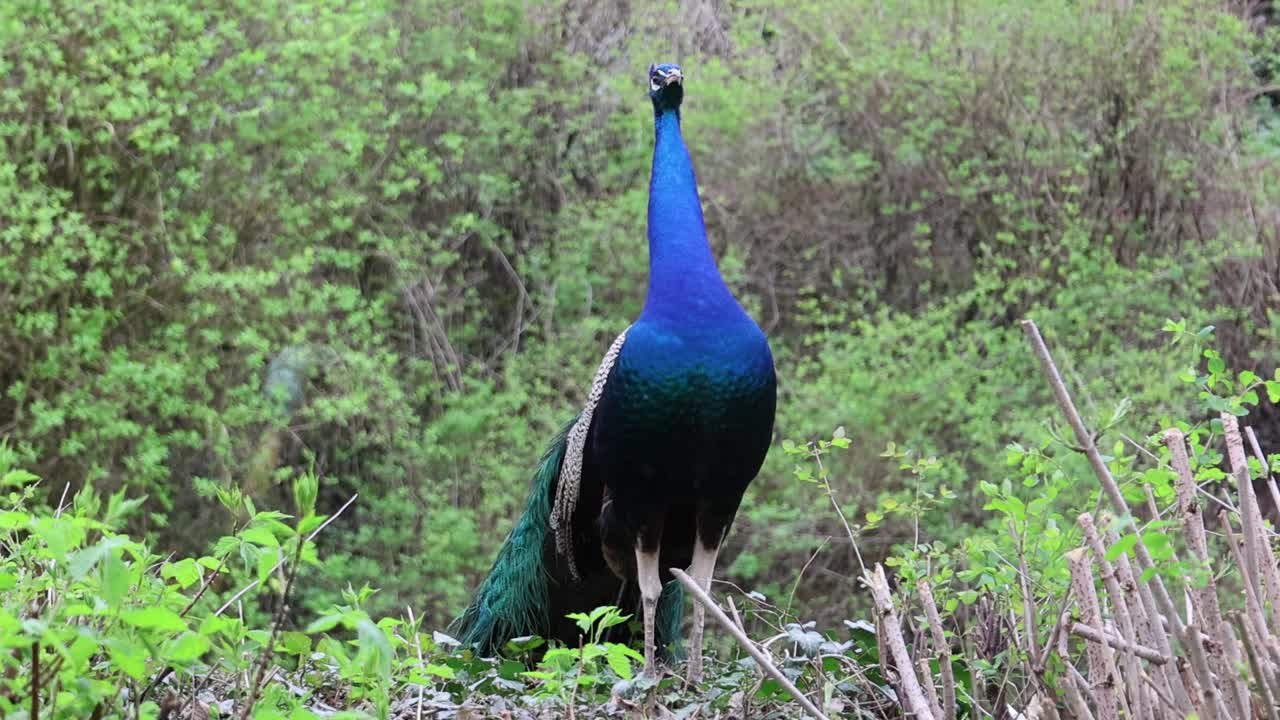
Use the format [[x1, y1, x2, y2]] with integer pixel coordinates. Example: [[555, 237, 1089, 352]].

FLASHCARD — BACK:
[[685, 540, 720, 684], [635, 542, 664, 677]]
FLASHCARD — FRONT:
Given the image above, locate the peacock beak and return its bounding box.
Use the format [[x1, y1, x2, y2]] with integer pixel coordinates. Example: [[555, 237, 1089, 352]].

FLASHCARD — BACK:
[[662, 70, 683, 87]]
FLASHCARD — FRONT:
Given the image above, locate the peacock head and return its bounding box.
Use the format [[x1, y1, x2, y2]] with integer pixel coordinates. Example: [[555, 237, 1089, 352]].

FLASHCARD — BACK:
[[648, 63, 683, 113]]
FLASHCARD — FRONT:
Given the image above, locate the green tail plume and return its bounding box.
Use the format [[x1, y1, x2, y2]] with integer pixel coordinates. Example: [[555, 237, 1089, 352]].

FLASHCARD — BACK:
[[449, 421, 569, 654], [451, 418, 686, 657]]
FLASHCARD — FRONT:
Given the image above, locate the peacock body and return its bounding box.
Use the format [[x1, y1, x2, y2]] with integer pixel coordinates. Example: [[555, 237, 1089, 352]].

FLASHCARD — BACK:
[[452, 63, 776, 681]]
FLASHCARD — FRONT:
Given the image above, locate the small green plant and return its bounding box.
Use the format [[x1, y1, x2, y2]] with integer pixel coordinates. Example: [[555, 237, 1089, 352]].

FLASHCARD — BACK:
[[521, 605, 644, 703]]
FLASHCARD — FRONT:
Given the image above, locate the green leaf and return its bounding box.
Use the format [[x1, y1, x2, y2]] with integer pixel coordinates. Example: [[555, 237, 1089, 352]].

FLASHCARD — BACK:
[[108, 637, 148, 680], [1105, 533, 1139, 562], [297, 515, 326, 536], [101, 552, 129, 609], [566, 611, 592, 636], [165, 632, 211, 662], [121, 607, 187, 632], [161, 558, 202, 589], [68, 543, 110, 581], [0, 511, 30, 530], [0, 470, 38, 488], [242, 526, 279, 547], [355, 617, 393, 679], [606, 643, 642, 679], [504, 635, 545, 654], [257, 545, 280, 582], [306, 614, 342, 633], [200, 615, 235, 636], [425, 663, 456, 679], [279, 631, 311, 655]]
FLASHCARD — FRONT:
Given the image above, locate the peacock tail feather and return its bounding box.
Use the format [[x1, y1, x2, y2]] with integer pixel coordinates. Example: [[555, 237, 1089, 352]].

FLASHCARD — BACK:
[[450, 415, 688, 658], [449, 420, 569, 655]]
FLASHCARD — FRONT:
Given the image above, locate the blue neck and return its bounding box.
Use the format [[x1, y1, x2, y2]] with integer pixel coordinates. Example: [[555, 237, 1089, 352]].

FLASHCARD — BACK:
[[642, 109, 737, 323]]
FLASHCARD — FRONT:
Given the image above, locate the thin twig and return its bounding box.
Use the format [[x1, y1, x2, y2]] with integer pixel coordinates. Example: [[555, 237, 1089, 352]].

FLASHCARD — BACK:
[[670, 568, 830, 720], [31, 642, 39, 720], [238, 533, 306, 720], [407, 606, 426, 720], [1008, 522, 1039, 663], [216, 494, 357, 616]]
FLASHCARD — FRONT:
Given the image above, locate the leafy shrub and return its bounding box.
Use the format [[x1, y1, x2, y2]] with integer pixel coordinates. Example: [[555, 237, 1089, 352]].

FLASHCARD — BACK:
[[1, 0, 1277, 625]]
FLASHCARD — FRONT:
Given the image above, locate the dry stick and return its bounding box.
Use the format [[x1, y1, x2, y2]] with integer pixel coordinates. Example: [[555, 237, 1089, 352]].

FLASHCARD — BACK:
[[919, 657, 944, 720], [865, 565, 937, 720], [1221, 512, 1280, 696], [1140, 667, 1181, 715], [917, 581, 957, 720], [1221, 413, 1280, 618], [1220, 620, 1252, 720], [1067, 548, 1120, 720], [1103, 521, 1152, 645], [1066, 664, 1102, 715], [1067, 623, 1168, 664], [1165, 429, 1240, 717], [670, 569, 830, 720], [1245, 425, 1280, 525], [1020, 320, 1195, 715], [1181, 620, 1230, 720], [873, 608, 893, 703], [1234, 612, 1280, 720], [1061, 664, 1099, 720], [1077, 513, 1148, 717]]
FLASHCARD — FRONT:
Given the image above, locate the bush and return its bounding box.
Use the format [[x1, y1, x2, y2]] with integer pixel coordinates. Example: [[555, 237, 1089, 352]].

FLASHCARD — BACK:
[[1, 0, 1277, 625]]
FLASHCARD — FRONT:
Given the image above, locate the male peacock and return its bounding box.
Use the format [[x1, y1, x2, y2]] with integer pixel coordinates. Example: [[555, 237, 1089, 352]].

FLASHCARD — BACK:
[[451, 63, 776, 682]]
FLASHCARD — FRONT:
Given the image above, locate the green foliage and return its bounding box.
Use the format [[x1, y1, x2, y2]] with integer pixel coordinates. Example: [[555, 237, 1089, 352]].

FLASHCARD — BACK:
[[519, 606, 644, 703], [2, 0, 1277, 630]]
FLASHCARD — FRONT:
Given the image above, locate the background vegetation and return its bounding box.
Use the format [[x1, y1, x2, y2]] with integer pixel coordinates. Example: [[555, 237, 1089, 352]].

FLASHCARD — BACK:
[[3, 1, 1280, 712]]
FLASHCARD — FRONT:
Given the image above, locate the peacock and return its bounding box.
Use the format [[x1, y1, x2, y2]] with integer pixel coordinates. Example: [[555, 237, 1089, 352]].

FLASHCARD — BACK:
[[451, 63, 777, 682]]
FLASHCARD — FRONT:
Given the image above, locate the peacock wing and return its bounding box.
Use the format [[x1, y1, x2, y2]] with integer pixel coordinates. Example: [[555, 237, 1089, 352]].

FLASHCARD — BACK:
[[549, 327, 629, 581]]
